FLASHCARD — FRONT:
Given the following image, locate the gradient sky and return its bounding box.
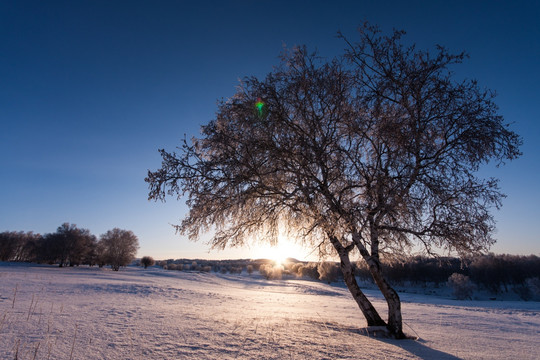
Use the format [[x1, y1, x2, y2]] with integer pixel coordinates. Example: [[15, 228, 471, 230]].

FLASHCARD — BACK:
[[1, 0, 539, 260]]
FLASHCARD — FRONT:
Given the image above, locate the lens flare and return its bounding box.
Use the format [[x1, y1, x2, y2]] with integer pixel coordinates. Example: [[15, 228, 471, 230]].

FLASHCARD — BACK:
[[255, 98, 266, 118]]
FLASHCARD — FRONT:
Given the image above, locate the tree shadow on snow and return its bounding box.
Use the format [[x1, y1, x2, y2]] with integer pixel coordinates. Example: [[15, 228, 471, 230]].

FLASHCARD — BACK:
[[379, 337, 464, 360], [323, 323, 464, 360]]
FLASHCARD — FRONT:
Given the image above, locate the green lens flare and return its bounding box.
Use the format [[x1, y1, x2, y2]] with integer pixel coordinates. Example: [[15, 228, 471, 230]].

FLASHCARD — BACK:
[[255, 98, 265, 117]]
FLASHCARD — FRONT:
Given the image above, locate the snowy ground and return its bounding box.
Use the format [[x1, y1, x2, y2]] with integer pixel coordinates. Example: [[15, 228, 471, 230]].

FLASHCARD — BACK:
[[1, 263, 538, 359]]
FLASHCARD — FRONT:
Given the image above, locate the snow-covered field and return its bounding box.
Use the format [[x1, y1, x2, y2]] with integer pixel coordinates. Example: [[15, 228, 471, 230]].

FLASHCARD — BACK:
[[1, 263, 538, 359]]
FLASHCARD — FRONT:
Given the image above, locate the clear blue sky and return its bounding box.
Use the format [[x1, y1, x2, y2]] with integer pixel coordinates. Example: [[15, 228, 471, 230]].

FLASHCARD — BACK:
[[1, 0, 538, 260]]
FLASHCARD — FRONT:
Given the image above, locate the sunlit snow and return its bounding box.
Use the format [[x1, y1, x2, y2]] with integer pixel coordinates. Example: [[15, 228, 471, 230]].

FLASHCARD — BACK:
[[1, 263, 538, 359]]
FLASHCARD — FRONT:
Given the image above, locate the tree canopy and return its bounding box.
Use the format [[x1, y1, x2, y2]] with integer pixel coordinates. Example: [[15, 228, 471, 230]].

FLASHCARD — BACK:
[[146, 24, 521, 338], [99, 228, 139, 271]]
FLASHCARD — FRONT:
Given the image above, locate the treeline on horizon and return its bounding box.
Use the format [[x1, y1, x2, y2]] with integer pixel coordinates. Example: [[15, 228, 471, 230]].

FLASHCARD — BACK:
[[0, 223, 139, 271], [158, 254, 540, 300], [2, 227, 539, 299]]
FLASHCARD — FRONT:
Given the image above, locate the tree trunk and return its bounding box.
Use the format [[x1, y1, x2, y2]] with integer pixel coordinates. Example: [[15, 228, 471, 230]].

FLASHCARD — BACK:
[[329, 236, 386, 327], [363, 254, 406, 339], [352, 231, 406, 339]]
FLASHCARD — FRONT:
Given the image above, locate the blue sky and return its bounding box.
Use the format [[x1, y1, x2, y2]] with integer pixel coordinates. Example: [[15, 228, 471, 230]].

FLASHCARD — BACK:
[[1, 0, 538, 260]]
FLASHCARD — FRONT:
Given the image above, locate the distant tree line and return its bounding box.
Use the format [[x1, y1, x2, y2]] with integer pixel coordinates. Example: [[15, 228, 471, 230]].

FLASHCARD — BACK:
[[0, 223, 140, 271], [355, 254, 540, 300], [159, 258, 252, 273], [371, 255, 540, 294], [158, 254, 540, 300]]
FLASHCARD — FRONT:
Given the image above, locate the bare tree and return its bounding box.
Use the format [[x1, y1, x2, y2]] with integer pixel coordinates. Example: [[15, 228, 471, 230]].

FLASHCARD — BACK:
[[99, 228, 139, 271], [146, 24, 521, 338], [0, 231, 42, 262], [40, 223, 96, 267]]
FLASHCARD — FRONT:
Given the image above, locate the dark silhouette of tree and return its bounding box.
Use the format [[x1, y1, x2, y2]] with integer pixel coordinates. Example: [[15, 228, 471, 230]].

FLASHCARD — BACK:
[[146, 24, 521, 338], [99, 228, 139, 271], [17, 232, 42, 262], [40, 223, 96, 267], [0, 232, 18, 261], [0, 231, 42, 262], [140, 256, 155, 269]]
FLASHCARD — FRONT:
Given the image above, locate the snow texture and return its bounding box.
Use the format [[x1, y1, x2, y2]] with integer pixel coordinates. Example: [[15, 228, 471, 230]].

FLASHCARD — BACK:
[[1, 262, 538, 359]]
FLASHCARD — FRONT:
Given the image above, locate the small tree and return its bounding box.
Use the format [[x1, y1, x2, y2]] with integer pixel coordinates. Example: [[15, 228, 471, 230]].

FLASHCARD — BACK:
[[99, 228, 139, 271], [140, 256, 155, 269], [147, 24, 521, 338]]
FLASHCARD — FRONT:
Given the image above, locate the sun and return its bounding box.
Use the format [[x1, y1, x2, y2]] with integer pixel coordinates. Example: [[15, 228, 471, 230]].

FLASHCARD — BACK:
[[253, 236, 308, 264]]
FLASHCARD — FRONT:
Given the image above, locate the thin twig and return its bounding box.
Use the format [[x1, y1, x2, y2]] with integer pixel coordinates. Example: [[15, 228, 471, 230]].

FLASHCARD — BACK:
[[12, 285, 18, 309], [32, 342, 40, 360], [27, 294, 35, 321]]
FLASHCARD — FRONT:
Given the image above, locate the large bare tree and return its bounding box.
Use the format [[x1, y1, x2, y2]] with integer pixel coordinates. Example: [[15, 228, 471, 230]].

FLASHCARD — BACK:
[[146, 25, 521, 338]]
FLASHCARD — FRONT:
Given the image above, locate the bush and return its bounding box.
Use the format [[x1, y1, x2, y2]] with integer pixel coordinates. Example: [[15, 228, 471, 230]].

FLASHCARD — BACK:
[[246, 264, 254, 274], [318, 261, 341, 283], [140, 256, 155, 269], [447, 273, 475, 300], [166, 264, 183, 271], [289, 263, 303, 276], [297, 263, 320, 280], [230, 266, 243, 274], [259, 263, 283, 280]]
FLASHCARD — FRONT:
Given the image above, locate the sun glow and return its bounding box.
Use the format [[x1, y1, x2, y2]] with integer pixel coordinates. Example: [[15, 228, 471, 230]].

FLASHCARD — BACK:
[[253, 236, 310, 264]]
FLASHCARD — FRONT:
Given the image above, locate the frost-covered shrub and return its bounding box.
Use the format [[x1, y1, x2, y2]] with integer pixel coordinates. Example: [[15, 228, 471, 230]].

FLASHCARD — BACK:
[[230, 266, 243, 274], [202, 266, 212, 272], [246, 264, 254, 274], [271, 265, 283, 280], [259, 264, 272, 279], [140, 256, 155, 269], [447, 273, 475, 300], [289, 263, 303, 276], [318, 262, 341, 283], [297, 263, 319, 280], [259, 264, 283, 280]]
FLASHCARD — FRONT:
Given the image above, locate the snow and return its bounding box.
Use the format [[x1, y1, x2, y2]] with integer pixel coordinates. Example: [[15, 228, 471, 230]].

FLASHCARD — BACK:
[[1, 262, 538, 359]]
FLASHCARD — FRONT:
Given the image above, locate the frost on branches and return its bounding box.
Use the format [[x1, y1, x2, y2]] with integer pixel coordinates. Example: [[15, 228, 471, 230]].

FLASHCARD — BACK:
[[146, 23, 521, 338]]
